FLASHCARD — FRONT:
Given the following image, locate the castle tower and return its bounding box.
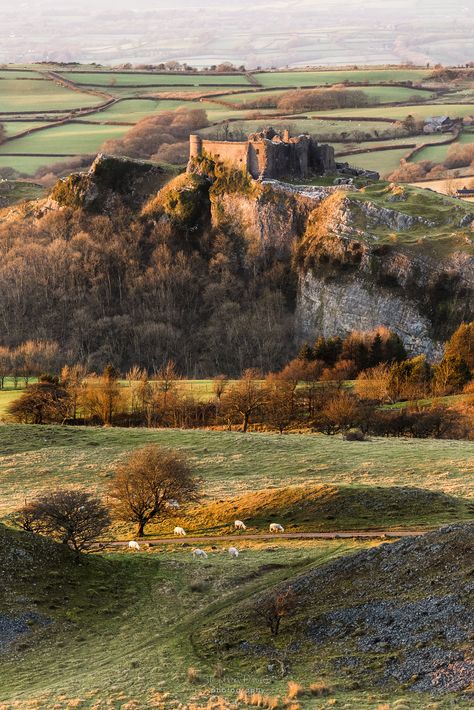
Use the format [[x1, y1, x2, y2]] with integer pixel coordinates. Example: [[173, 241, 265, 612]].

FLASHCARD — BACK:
[[282, 129, 290, 143], [189, 134, 203, 158]]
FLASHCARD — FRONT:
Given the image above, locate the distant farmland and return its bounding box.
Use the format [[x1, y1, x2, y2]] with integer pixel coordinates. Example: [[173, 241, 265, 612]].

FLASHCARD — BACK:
[[0, 64, 473, 180]]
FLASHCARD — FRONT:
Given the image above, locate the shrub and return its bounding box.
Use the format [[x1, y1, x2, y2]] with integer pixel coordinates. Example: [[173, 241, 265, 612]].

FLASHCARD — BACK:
[[309, 682, 331, 696], [286, 681, 304, 699], [187, 666, 200, 683], [343, 427, 366, 441]]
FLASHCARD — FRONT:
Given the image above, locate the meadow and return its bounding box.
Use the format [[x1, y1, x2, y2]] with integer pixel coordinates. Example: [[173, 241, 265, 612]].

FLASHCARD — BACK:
[[0, 421, 472, 709], [59, 71, 254, 87], [254, 68, 432, 87], [0, 424, 472, 524]]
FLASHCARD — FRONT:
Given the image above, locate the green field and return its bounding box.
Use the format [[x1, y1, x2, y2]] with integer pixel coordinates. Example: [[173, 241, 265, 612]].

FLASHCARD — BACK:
[[314, 103, 474, 120], [0, 425, 472, 522], [349, 147, 410, 175], [254, 69, 431, 87], [3, 121, 51, 137], [1, 64, 473, 180], [221, 85, 435, 106], [0, 122, 129, 158], [61, 71, 253, 87], [0, 78, 103, 113]]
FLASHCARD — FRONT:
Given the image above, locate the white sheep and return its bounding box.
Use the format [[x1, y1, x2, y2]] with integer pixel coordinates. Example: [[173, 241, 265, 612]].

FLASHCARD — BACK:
[[234, 520, 247, 530], [269, 523, 284, 533], [192, 548, 208, 559], [173, 526, 186, 536], [166, 499, 180, 509], [128, 540, 140, 551], [228, 546, 239, 558]]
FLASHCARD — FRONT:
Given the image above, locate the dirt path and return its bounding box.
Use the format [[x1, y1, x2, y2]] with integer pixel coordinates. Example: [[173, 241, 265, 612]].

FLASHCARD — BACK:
[[99, 529, 428, 548]]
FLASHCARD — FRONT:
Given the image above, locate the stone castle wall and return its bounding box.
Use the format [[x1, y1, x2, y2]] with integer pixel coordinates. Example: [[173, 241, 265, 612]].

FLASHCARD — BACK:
[[189, 127, 336, 180]]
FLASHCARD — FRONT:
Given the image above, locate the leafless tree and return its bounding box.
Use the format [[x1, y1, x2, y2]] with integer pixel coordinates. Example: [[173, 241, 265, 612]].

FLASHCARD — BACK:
[[17, 490, 111, 562], [254, 587, 297, 636], [108, 445, 199, 536]]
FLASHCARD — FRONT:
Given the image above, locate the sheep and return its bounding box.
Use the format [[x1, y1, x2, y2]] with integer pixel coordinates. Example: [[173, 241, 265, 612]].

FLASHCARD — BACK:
[[192, 548, 208, 559], [173, 526, 186, 536], [166, 499, 180, 509], [234, 520, 247, 530], [128, 540, 140, 551], [228, 546, 239, 558], [269, 523, 284, 533]]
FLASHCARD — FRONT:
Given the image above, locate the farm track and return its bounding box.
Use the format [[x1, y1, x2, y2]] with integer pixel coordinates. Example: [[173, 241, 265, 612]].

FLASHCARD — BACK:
[[99, 529, 427, 548]]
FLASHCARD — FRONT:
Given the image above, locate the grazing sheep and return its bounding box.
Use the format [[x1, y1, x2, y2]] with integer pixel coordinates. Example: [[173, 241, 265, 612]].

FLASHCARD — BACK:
[[269, 523, 284, 533], [192, 548, 208, 559], [234, 520, 247, 530], [128, 540, 140, 551], [228, 546, 239, 558], [166, 499, 180, 509], [174, 526, 186, 536]]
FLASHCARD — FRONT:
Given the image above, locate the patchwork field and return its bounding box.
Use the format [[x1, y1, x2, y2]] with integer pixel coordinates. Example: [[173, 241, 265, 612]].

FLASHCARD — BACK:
[[1, 64, 473, 180], [254, 69, 432, 87]]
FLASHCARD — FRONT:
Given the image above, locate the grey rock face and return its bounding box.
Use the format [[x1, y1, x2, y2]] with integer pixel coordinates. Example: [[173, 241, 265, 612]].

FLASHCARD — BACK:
[[296, 270, 445, 358]]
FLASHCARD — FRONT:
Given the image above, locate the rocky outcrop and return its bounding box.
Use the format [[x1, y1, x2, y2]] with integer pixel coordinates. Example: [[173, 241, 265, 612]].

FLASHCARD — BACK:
[[209, 177, 474, 356], [297, 270, 445, 358], [49, 153, 168, 212], [210, 180, 352, 259]]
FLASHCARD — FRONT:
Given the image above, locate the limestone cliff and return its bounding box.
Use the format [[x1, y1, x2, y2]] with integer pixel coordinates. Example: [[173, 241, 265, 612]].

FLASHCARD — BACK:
[[208, 179, 474, 357]]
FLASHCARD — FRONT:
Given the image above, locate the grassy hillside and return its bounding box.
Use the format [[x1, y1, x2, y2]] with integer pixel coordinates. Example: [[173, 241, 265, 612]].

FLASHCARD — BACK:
[[195, 523, 474, 705], [0, 425, 472, 523], [1, 520, 472, 708], [152, 484, 474, 537], [0, 523, 373, 708]]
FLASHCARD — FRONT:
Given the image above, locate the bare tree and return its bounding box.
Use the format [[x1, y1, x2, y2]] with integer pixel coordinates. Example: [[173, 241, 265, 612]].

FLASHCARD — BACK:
[[221, 369, 268, 432], [108, 445, 199, 536], [17, 490, 111, 562], [212, 375, 228, 401], [255, 587, 297, 636]]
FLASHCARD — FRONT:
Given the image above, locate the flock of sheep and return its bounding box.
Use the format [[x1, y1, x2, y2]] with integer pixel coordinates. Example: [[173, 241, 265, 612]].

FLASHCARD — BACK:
[[127, 518, 285, 559]]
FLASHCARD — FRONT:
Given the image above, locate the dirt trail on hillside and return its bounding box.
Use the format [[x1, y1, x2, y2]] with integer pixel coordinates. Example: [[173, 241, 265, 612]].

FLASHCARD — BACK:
[[98, 529, 427, 548]]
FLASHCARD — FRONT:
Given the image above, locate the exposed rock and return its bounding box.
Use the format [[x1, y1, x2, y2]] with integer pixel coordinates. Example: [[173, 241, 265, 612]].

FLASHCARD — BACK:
[[49, 153, 167, 212]]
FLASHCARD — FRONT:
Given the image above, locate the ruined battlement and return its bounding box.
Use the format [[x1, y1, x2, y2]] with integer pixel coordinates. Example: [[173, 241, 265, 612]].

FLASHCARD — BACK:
[[188, 127, 336, 180]]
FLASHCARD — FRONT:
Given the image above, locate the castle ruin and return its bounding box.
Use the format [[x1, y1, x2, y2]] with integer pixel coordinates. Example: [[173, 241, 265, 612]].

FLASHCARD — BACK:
[[189, 127, 336, 180]]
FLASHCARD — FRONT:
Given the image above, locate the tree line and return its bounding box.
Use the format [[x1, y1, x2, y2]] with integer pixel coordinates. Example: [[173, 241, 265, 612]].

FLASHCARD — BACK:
[[7, 324, 474, 439]]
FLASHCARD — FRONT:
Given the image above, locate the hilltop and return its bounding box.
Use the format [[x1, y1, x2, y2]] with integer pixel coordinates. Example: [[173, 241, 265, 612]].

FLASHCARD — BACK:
[[0, 153, 472, 371]]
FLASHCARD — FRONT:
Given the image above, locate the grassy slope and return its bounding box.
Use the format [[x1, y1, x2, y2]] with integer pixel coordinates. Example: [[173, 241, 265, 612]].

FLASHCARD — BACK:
[[195, 524, 474, 707], [152, 484, 474, 538], [0, 524, 378, 708], [0, 181, 45, 207], [0, 425, 473, 522], [348, 181, 474, 254]]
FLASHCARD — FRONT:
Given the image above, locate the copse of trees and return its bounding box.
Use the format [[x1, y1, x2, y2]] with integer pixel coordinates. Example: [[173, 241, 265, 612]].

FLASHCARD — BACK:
[[276, 87, 371, 113], [102, 108, 209, 164], [4, 323, 474, 440], [239, 88, 371, 113]]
